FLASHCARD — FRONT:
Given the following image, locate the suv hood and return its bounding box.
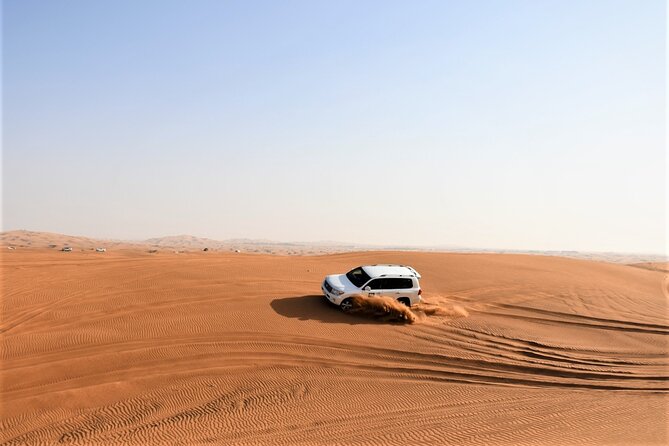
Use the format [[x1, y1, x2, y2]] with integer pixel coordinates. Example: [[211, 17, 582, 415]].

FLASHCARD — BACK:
[[326, 274, 357, 292]]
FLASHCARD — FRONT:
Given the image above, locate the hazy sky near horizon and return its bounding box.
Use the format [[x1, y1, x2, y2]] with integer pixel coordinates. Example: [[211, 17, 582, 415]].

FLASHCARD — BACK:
[[3, 0, 666, 253]]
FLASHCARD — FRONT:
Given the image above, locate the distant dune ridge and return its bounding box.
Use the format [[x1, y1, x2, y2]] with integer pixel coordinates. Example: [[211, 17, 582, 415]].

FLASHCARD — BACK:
[[1, 230, 665, 262], [1, 247, 667, 445], [0, 230, 362, 255]]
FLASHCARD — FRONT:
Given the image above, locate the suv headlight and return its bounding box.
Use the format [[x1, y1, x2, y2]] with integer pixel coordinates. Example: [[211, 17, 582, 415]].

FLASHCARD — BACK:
[[333, 288, 345, 296]]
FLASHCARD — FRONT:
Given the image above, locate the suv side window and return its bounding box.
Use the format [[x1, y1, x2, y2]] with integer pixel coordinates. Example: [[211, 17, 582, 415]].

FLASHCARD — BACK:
[[383, 278, 413, 289], [381, 278, 399, 289], [366, 278, 413, 290], [398, 278, 414, 289], [379, 279, 393, 289], [379, 279, 403, 290], [366, 279, 384, 290], [380, 278, 410, 289]]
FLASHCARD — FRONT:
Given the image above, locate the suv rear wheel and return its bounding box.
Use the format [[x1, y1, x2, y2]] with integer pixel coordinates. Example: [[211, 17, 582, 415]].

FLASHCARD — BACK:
[[397, 297, 410, 307]]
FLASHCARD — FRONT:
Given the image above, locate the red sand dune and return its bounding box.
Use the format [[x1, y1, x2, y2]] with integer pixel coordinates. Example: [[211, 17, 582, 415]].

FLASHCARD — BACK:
[[1, 249, 667, 445]]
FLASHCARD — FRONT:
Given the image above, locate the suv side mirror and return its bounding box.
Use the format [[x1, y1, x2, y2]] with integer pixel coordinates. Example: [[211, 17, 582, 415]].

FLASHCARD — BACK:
[[364, 286, 371, 292]]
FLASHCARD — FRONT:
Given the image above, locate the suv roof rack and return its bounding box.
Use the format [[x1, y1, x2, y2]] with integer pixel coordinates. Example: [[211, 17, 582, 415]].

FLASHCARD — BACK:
[[363, 264, 421, 279]]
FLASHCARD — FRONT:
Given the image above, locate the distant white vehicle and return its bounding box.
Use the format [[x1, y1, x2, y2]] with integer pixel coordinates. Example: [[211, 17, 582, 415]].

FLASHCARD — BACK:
[[322, 264, 422, 312], [61, 247, 73, 252], [95, 247, 106, 252]]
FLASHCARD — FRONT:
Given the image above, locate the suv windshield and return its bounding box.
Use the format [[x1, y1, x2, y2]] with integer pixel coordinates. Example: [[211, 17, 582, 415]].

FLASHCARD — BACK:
[[346, 267, 371, 288]]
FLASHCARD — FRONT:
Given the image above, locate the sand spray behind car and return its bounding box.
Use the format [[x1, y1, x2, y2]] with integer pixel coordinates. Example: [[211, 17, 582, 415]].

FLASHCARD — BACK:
[[413, 296, 469, 324], [349, 294, 417, 322], [348, 294, 469, 324]]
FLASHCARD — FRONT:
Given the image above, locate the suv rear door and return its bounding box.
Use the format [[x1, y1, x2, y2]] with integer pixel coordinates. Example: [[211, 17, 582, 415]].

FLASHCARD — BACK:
[[365, 278, 412, 297], [385, 278, 414, 297]]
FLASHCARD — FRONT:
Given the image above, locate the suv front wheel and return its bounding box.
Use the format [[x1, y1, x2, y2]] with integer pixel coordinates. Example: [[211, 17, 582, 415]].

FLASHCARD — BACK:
[[340, 298, 354, 312]]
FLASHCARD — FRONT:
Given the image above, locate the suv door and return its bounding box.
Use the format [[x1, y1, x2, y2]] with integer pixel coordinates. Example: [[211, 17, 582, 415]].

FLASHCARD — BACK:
[[387, 278, 414, 297], [381, 278, 401, 297], [364, 279, 385, 297]]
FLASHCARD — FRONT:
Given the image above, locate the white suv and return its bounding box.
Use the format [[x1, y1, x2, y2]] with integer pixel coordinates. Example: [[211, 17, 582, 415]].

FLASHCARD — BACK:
[[322, 264, 422, 311]]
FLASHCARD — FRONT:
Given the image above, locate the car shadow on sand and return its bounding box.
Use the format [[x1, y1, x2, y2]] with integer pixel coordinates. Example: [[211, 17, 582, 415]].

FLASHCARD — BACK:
[[270, 295, 397, 325]]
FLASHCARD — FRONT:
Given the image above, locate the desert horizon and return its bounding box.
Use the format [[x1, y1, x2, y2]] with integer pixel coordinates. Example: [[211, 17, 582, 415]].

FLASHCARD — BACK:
[[2, 230, 666, 264]]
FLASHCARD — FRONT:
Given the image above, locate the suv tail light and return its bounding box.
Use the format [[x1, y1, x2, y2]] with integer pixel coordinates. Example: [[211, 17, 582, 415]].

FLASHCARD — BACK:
[[418, 289, 422, 296]]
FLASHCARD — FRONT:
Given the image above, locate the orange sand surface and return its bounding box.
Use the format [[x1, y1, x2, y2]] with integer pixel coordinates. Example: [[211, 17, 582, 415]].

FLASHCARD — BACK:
[[1, 250, 667, 445]]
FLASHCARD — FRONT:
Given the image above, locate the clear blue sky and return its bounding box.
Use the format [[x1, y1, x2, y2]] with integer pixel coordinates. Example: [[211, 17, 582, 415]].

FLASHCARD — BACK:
[[2, 0, 666, 253]]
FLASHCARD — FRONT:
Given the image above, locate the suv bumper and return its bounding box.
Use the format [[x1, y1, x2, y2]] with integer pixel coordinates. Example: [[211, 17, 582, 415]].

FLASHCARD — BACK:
[[321, 283, 344, 305]]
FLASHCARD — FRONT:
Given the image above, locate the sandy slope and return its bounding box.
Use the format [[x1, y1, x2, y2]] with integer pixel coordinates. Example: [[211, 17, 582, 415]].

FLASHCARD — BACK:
[[1, 250, 667, 445]]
